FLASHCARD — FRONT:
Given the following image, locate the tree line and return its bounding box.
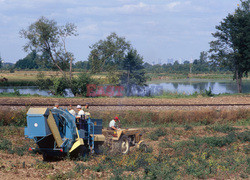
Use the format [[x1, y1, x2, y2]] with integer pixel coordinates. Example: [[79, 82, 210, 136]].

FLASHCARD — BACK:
[[1, 0, 249, 94]]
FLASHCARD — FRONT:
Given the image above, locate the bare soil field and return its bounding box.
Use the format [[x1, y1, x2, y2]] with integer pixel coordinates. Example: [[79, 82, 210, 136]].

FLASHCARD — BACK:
[[0, 95, 249, 179], [0, 126, 249, 179]]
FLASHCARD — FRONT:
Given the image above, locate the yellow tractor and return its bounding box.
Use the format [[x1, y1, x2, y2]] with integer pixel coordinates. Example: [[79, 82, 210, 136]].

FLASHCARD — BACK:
[[102, 128, 147, 154]]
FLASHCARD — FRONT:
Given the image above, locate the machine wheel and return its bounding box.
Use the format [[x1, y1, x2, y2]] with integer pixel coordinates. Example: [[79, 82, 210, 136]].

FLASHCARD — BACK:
[[118, 135, 130, 154], [42, 153, 53, 161]]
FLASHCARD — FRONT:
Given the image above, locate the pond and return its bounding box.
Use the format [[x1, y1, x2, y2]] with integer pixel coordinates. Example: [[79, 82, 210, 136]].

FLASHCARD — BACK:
[[147, 79, 250, 95], [0, 79, 249, 97]]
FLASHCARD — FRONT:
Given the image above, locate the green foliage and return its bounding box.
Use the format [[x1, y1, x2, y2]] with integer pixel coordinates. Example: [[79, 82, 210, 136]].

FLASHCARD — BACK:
[[207, 124, 239, 133], [0, 109, 27, 126], [209, 0, 250, 93], [0, 55, 2, 69], [20, 16, 78, 75], [74, 163, 88, 173], [0, 80, 36, 87], [35, 72, 54, 90], [148, 128, 167, 141], [237, 131, 250, 142], [88, 32, 131, 73], [73, 61, 90, 70], [9, 68, 15, 73], [0, 138, 12, 151], [49, 171, 75, 180], [71, 73, 97, 96], [52, 77, 69, 96], [35, 160, 54, 169], [13, 87, 21, 96], [15, 51, 39, 69], [204, 87, 214, 97], [120, 49, 147, 95], [35, 72, 97, 96], [184, 124, 193, 131]]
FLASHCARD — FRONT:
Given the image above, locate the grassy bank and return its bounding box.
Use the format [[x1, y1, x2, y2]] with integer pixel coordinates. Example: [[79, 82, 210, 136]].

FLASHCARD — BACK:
[[1, 70, 244, 86]]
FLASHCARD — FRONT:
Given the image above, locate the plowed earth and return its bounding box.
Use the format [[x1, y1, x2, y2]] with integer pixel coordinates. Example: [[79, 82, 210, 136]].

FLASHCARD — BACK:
[[0, 126, 249, 180]]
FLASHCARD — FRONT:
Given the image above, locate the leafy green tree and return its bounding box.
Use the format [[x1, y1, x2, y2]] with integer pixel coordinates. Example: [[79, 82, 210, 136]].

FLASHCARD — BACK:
[[74, 61, 90, 70], [192, 51, 209, 73], [88, 32, 131, 73], [20, 16, 78, 79], [120, 49, 147, 95], [71, 73, 97, 96], [209, 0, 250, 93], [15, 51, 39, 69]]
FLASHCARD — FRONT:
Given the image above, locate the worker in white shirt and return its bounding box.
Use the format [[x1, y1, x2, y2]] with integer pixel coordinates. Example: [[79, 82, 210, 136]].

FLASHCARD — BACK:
[[76, 105, 84, 118], [109, 116, 120, 130], [53, 103, 59, 109], [68, 104, 76, 116]]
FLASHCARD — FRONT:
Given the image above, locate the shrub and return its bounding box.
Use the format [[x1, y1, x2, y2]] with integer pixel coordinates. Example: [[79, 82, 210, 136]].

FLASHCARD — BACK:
[[184, 124, 193, 131], [35, 160, 54, 169], [0, 109, 27, 126], [237, 131, 250, 142], [71, 73, 98, 97], [0, 138, 12, 151], [208, 124, 239, 133]]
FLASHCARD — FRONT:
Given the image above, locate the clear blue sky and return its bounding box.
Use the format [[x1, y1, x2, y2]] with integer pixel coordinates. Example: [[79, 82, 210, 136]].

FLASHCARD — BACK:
[[0, 0, 241, 64]]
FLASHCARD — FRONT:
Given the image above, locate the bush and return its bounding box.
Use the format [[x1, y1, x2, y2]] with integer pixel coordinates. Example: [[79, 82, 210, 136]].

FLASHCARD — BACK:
[[0, 109, 27, 126], [0, 138, 12, 151], [237, 131, 250, 142], [71, 73, 98, 96], [208, 124, 239, 133]]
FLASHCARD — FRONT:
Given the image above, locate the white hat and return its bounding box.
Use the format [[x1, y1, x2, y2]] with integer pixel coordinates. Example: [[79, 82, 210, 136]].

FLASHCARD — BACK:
[[76, 105, 82, 109]]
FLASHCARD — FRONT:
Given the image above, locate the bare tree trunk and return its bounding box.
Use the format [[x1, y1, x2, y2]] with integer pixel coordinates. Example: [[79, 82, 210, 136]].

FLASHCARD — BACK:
[[49, 51, 66, 77], [69, 56, 73, 82], [62, 38, 73, 82], [127, 68, 130, 96], [235, 70, 242, 93], [238, 77, 242, 93]]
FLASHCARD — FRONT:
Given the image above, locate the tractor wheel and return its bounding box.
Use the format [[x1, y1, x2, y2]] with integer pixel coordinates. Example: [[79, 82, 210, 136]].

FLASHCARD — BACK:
[[118, 135, 130, 154]]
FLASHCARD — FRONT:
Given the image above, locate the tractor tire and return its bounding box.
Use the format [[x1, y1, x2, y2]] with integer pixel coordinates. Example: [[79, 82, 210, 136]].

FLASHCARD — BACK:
[[118, 135, 130, 154]]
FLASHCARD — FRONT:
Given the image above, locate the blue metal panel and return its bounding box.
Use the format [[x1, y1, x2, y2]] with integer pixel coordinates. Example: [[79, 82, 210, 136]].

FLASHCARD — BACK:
[[26, 116, 51, 137]]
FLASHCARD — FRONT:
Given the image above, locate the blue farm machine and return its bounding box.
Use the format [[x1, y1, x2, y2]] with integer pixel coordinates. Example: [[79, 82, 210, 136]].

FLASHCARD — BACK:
[[24, 107, 146, 160]]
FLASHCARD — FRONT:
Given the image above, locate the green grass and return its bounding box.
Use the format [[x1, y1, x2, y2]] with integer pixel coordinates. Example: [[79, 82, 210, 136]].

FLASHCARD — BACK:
[[147, 128, 167, 141]]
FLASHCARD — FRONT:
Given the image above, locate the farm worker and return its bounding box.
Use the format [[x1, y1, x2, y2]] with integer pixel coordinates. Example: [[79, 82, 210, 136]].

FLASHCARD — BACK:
[[76, 105, 84, 118], [84, 103, 91, 118], [68, 104, 76, 116], [109, 116, 120, 130], [53, 103, 59, 109]]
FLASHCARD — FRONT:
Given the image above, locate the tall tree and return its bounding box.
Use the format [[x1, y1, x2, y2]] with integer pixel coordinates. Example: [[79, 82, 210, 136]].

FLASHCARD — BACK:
[[209, 0, 250, 93], [120, 49, 147, 95], [192, 51, 209, 73], [88, 32, 131, 73], [20, 16, 78, 78]]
